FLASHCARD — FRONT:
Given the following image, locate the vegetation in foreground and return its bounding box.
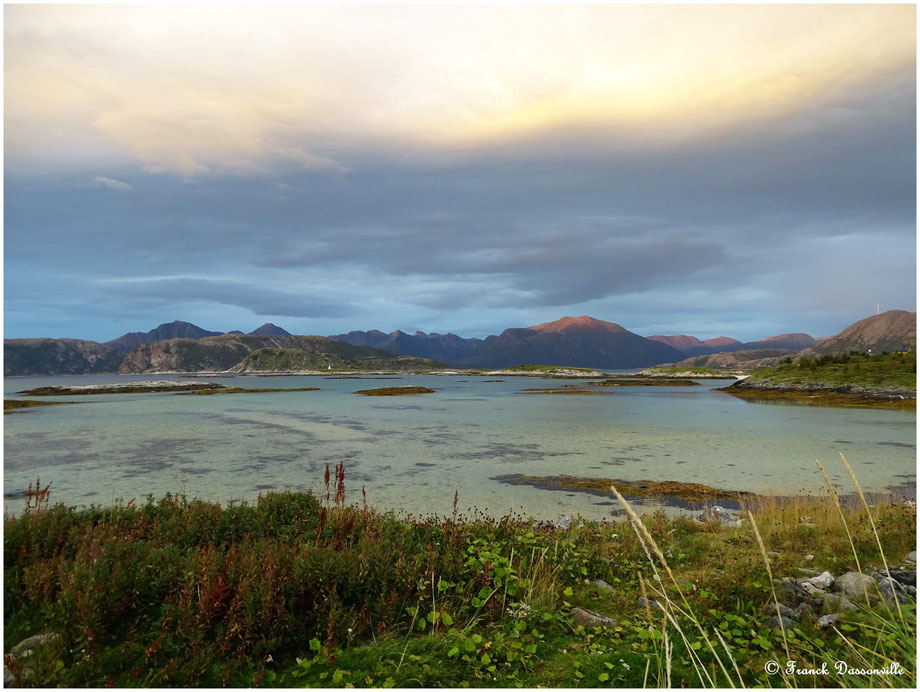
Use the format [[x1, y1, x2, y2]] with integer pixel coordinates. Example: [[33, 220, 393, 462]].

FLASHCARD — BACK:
[[4, 461, 916, 688]]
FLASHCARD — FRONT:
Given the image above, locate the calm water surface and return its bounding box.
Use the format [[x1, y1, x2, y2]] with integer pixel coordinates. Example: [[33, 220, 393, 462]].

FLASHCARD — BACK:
[[4, 374, 915, 519]]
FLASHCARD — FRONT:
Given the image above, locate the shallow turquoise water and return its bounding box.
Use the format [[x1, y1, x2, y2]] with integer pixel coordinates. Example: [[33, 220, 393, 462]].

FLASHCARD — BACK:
[[3, 374, 915, 519]]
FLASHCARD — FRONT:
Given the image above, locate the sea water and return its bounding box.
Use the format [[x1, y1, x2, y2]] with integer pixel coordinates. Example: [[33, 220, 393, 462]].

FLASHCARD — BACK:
[[4, 374, 915, 520]]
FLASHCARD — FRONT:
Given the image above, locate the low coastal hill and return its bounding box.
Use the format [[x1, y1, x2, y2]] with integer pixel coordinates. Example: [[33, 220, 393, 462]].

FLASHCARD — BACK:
[[118, 334, 442, 373], [660, 311, 917, 373], [329, 329, 484, 363], [3, 338, 123, 376], [667, 348, 798, 371], [799, 310, 916, 357]]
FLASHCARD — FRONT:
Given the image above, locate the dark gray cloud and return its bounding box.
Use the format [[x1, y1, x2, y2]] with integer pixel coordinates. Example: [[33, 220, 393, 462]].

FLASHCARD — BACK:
[[94, 278, 351, 319], [4, 61, 915, 342]]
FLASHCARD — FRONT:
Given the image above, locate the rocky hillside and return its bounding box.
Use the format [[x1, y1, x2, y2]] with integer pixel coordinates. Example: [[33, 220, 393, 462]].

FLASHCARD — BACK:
[[329, 329, 484, 363], [799, 310, 916, 357], [232, 347, 441, 373], [459, 316, 682, 369], [105, 320, 223, 352], [668, 349, 797, 371], [118, 334, 440, 373], [4, 338, 123, 376]]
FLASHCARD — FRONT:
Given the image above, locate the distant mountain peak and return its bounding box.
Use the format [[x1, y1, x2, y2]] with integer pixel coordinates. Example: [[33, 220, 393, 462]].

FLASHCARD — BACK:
[[529, 315, 626, 334], [702, 336, 740, 347], [249, 323, 291, 336], [105, 320, 222, 352], [648, 334, 704, 350]]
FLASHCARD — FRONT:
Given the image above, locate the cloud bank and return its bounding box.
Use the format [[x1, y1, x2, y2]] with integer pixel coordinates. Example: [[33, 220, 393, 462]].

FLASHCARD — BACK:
[[3, 4, 915, 341]]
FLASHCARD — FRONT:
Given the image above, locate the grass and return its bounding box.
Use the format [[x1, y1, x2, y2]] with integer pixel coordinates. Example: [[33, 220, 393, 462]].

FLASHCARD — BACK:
[[4, 460, 915, 688], [4, 399, 76, 413], [494, 474, 757, 504], [746, 352, 916, 391], [353, 386, 436, 396]]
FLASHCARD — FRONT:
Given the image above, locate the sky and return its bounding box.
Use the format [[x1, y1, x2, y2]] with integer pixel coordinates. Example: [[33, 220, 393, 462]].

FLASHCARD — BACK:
[[3, 3, 916, 342]]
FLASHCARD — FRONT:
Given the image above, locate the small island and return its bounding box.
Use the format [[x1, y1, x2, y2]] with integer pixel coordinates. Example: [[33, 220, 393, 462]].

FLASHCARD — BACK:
[[638, 366, 739, 379], [720, 351, 916, 409], [18, 381, 322, 397], [354, 386, 436, 396]]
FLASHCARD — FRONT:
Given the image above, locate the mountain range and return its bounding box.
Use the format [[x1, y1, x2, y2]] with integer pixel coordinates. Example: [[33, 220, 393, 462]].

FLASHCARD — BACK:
[[4, 311, 914, 376]]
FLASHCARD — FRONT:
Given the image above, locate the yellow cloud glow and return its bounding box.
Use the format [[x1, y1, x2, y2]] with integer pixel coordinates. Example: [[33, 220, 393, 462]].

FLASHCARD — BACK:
[[4, 4, 914, 176]]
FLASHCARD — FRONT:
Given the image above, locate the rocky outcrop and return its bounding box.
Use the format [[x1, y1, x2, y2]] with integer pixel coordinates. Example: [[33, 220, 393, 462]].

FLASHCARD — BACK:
[[765, 563, 916, 631], [570, 607, 617, 628], [726, 377, 915, 401]]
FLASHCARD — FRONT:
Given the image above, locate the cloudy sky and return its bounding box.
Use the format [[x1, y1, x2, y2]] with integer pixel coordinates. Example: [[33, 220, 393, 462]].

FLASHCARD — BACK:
[[4, 3, 916, 342]]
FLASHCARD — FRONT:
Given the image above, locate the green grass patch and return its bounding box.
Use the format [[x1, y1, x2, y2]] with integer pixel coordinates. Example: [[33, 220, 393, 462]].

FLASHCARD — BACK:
[[748, 351, 916, 390]]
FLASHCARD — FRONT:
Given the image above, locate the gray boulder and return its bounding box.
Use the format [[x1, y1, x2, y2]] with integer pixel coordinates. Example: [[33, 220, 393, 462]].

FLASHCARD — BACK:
[[876, 576, 908, 607], [817, 613, 839, 628], [798, 571, 834, 591], [834, 571, 875, 597], [553, 515, 573, 530], [887, 570, 915, 587], [637, 597, 663, 611], [822, 593, 859, 613], [9, 633, 61, 658], [591, 579, 612, 591], [777, 578, 809, 604], [765, 614, 796, 630], [570, 607, 617, 629]]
